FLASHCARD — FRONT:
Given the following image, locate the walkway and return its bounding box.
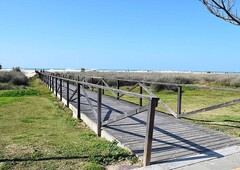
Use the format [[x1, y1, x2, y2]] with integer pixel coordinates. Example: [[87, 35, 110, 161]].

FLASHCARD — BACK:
[[53, 79, 240, 166]]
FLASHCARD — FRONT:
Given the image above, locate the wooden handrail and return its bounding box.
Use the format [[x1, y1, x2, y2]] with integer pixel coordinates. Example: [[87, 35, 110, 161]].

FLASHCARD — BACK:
[[37, 72, 156, 100], [53, 73, 240, 93]]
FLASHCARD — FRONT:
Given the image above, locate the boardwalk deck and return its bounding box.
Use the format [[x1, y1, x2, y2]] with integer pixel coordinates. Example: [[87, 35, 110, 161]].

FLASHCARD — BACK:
[[52, 79, 240, 165]]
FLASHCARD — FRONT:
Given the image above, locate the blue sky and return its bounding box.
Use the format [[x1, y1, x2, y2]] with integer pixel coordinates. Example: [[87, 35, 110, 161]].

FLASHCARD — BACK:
[[0, 0, 239, 72]]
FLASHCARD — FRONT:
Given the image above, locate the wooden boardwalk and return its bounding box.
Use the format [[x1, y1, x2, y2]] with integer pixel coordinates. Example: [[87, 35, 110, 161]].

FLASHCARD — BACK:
[[58, 82, 240, 165], [42, 74, 240, 166]]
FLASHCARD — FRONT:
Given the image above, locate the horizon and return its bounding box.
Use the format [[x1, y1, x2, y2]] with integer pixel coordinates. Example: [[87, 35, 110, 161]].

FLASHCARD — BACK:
[[1, 67, 240, 74]]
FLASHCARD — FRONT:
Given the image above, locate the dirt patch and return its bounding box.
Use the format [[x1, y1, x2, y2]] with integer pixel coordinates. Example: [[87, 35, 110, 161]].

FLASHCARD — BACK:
[[4, 144, 35, 158]]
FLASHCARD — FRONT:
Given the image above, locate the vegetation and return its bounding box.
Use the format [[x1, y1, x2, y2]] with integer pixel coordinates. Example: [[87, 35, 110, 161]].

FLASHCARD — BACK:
[[0, 70, 29, 90], [12, 67, 21, 72], [0, 78, 134, 169], [60, 71, 240, 88], [81, 68, 86, 72]]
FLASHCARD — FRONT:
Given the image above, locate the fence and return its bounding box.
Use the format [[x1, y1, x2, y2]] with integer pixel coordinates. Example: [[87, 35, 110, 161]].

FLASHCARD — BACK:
[[37, 70, 159, 166], [52, 73, 240, 119]]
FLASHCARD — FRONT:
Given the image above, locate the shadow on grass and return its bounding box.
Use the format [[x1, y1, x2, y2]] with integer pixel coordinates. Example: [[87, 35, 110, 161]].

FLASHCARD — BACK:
[[0, 153, 134, 163], [183, 117, 240, 129]]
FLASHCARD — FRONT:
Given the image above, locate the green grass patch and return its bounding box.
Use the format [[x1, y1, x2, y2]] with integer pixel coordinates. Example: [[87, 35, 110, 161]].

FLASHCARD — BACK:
[[0, 78, 133, 169], [0, 89, 40, 97]]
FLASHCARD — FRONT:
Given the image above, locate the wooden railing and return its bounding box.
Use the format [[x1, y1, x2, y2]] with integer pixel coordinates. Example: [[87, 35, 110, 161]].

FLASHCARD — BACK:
[[54, 73, 240, 119], [36, 71, 159, 166]]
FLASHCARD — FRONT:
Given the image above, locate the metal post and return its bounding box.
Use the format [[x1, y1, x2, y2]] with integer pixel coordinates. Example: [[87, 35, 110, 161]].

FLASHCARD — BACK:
[[97, 88, 102, 137], [177, 86, 182, 118], [60, 79, 62, 100], [117, 80, 120, 99], [55, 78, 58, 97], [77, 83, 81, 119], [67, 81, 69, 107], [143, 98, 158, 166], [139, 85, 143, 106]]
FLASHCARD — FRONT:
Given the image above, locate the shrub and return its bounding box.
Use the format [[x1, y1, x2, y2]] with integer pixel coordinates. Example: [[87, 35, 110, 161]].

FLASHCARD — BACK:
[[11, 73, 28, 86], [0, 83, 14, 90], [230, 77, 240, 87], [0, 71, 29, 86], [151, 84, 178, 92]]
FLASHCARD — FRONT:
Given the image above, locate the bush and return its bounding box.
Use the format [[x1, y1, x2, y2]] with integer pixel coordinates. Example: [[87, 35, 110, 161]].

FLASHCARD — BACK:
[[0, 71, 29, 86], [0, 83, 14, 90], [151, 84, 178, 92]]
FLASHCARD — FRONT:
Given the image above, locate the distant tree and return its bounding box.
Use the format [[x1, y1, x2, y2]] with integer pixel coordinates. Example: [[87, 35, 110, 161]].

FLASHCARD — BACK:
[[200, 0, 240, 25], [12, 67, 21, 72], [0, 64, 2, 70], [80, 68, 86, 72]]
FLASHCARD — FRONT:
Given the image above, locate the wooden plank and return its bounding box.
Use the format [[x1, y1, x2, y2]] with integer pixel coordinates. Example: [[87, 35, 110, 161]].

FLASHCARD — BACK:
[[97, 88, 102, 137], [177, 86, 182, 117], [59, 79, 62, 100], [55, 78, 58, 97], [67, 81, 69, 107], [77, 83, 81, 119], [143, 98, 158, 166], [139, 85, 143, 106], [180, 98, 240, 118], [102, 104, 149, 126]]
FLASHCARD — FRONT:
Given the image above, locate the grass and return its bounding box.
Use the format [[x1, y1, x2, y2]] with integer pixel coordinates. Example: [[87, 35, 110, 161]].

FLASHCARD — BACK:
[[0, 79, 134, 169], [63, 71, 240, 87]]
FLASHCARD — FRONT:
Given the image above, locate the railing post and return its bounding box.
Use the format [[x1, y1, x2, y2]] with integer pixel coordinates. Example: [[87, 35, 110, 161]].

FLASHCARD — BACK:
[[60, 79, 62, 100], [77, 83, 81, 119], [143, 97, 158, 166], [101, 79, 105, 95], [48, 76, 50, 88], [55, 77, 58, 97], [49, 76, 51, 90], [97, 88, 102, 137], [117, 80, 120, 99], [139, 84, 143, 106], [52, 77, 54, 92], [67, 81, 69, 107], [177, 86, 182, 118], [91, 77, 94, 91]]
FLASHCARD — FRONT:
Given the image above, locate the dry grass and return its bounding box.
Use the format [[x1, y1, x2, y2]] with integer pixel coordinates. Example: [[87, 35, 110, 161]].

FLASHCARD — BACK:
[[59, 71, 240, 87]]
